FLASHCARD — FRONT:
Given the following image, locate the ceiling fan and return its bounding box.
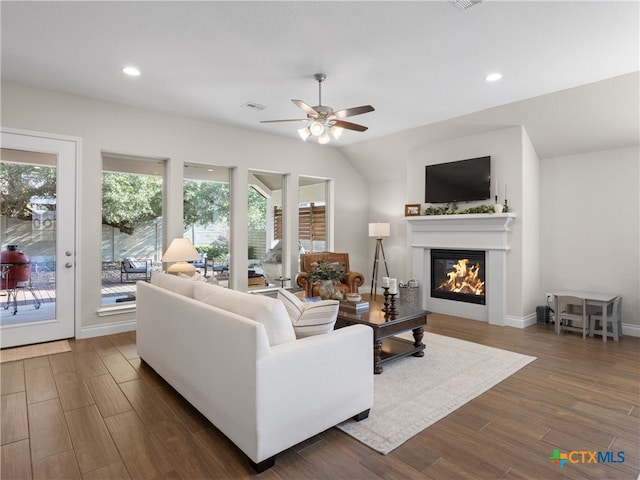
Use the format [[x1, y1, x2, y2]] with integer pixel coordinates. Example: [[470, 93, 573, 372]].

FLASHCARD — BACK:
[[260, 73, 375, 144]]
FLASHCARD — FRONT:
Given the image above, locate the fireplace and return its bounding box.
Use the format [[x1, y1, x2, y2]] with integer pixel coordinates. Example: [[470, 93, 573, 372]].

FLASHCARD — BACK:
[[431, 249, 486, 305], [407, 214, 514, 326]]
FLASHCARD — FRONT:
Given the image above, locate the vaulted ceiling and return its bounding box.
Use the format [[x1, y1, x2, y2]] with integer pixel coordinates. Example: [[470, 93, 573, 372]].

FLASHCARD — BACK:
[[2, 1, 638, 158]]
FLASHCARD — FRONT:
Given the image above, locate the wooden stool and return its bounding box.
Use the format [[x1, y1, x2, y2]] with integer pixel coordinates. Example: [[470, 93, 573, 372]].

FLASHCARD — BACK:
[[589, 296, 622, 342]]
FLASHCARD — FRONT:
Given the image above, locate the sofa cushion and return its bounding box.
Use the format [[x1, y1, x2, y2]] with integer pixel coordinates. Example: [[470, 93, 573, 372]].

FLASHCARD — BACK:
[[277, 288, 340, 338], [150, 271, 196, 298], [178, 271, 218, 284], [194, 283, 295, 346]]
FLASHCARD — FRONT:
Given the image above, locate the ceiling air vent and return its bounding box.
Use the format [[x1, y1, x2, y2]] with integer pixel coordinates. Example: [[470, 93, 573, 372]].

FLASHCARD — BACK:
[[451, 0, 483, 11], [241, 101, 267, 111]]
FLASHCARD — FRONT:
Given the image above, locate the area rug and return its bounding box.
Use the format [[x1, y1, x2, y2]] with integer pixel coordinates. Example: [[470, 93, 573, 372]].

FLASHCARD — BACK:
[[0, 340, 71, 363], [336, 332, 536, 454]]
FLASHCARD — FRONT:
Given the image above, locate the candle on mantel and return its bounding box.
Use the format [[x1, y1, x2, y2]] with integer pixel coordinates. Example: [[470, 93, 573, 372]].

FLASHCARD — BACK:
[[389, 278, 398, 295], [505, 183, 507, 201], [381, 276, 390, 288]]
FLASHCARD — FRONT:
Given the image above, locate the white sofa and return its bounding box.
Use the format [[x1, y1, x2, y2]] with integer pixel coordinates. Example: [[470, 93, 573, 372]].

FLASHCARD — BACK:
[[136, 274, 373, 471]]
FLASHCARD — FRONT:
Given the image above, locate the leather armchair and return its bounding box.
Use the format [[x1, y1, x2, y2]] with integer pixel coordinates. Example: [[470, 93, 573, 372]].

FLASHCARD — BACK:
[[296, 252, 364, 298]]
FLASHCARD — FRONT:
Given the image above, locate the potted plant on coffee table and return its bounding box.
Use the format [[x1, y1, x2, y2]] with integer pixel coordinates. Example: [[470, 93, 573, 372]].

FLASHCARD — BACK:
[[307, 260, 343, 300]]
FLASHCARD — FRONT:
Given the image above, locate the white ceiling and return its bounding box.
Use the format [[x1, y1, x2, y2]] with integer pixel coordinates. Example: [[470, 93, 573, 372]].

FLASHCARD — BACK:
[[1, 1, 639, 153]]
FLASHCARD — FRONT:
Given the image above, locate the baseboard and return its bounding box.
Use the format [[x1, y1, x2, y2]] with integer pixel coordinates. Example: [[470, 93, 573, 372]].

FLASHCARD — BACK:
[[505, 313, 537, 329], [74, 317, 640, 339], [513, 316, 639, 338], [622, 323, 640, 337], [77, 320, 136, 339]]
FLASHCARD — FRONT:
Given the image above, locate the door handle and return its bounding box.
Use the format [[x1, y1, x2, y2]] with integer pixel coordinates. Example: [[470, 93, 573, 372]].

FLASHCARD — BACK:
[[65, 262, 73, 268], [65, 251, 73, 256]]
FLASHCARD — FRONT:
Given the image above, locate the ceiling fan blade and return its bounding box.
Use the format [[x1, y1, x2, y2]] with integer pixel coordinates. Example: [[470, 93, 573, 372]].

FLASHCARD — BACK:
[[333, 120, 368, 132], [333, 105, 375, 119], [260, 118, 308, 124], [291, 99, 319, 118]]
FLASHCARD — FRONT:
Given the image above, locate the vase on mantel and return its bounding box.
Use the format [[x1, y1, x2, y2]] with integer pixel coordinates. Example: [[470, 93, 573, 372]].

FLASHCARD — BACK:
[[317, 280, 336, 300], [494, 203, 504, 214]]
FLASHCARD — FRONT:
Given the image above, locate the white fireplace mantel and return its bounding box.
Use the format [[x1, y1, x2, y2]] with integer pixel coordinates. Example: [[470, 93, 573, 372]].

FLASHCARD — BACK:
[[407, 213, 516, 325], [406, 213, 516, 250]]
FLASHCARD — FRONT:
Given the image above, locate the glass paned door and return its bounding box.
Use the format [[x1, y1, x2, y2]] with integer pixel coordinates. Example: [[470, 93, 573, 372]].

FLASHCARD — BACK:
[[1, 130, 76, 348]]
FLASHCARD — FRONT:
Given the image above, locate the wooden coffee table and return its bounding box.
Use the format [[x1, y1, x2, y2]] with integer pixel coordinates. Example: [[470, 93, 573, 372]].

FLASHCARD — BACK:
[[336, 294, 429, 374]]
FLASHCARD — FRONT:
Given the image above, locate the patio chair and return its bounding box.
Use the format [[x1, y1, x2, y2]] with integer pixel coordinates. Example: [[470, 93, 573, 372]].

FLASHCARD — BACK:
[[120, 257, 151, 283], [189, 252, 208, 277], [213, 255, 230, 277]]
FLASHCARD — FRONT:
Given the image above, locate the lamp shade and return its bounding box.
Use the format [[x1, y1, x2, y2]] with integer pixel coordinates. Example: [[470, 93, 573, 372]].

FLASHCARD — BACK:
[[298, 126, 311, 141], [368, 222, 390, 238], [162, 238, 201, 276], [310, 120, 325, 136], [162, 238, 201, 263]]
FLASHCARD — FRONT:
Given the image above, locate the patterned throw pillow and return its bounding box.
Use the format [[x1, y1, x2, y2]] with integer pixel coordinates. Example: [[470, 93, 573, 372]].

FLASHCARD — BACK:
[[277, 288, 340, 338], [277, 287, 305, 321]]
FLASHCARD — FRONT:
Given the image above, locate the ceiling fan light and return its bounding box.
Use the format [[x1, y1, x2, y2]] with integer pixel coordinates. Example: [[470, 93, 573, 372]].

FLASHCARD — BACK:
[[318, 132, 331, 144], [298, 126, 311, 141], [310, 120, 325, 136], [330, 126, 344, 140]]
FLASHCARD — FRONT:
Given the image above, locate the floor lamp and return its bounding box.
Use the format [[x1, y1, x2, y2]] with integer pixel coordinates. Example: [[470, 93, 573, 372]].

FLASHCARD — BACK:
[[369, 222, 390, 298]]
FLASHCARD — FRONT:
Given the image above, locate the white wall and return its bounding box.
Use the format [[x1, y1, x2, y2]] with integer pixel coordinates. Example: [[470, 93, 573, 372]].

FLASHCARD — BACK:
[[356, 123, 639, 329], [520, 128, 541, 317], [1, 81, 369, 335], [367, 178, 407, 288], [3, 80, 638, 332], [405, 126, 529, 320], [539, 146, 639, 327], [355, 125, 537, 321]]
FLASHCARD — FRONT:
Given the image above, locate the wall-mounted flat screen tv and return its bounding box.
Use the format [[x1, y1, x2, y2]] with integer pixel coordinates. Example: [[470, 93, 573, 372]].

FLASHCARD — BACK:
[[425, 156, 491, 204]]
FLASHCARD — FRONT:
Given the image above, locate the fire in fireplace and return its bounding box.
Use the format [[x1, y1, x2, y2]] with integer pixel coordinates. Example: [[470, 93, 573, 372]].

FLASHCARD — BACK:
[[431, 249, 486, 305]]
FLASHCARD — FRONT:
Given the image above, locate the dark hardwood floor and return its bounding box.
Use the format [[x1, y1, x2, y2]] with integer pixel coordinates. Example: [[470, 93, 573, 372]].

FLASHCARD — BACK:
[[1, 314, 638, 479]]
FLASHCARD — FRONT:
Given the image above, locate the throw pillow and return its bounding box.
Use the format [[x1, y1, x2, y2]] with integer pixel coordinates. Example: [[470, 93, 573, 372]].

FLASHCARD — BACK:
[[277, 288, 339, 338], [193, 283, 296, 346], [292, 300, 340, 338], [277, 288, 305, 322]]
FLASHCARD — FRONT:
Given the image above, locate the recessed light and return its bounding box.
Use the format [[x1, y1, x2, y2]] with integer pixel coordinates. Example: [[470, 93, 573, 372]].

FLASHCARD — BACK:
[[123, 66, 141, 77], [485, 73, 502, 82]]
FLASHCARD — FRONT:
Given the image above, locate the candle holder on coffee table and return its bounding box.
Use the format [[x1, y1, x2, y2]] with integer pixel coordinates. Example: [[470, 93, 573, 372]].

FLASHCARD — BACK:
[[382, 287, 390, 312], [385, 293, 398, 317]]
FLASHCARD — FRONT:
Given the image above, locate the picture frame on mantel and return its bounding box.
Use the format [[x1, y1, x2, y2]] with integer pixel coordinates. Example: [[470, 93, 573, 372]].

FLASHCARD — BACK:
[[405, 204, 421, 216]]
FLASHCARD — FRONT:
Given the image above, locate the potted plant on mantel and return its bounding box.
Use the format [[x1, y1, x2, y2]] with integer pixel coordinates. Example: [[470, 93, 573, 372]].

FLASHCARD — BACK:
[[307, 260, 344, 300]]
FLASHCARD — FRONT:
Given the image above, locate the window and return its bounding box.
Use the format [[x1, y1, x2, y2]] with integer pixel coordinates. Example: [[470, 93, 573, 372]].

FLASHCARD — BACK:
[[297, 177, 328, 252], [101, 154, 164, 305], [183, 164, 231, 283], [248, 171, 285, 289]]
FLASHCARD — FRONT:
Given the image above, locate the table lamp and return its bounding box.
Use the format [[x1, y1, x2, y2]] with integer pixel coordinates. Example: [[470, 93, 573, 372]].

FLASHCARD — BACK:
[[162, 238, 201, 276], [369, 222, 390, 298]]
